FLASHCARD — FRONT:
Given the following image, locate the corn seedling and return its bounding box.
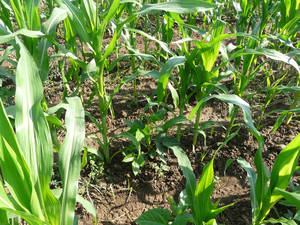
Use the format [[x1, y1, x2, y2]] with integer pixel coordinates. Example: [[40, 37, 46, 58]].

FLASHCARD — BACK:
[[226, 134, 300, 225], [136, 136, 234, 225], [55, 0, 137, 163]]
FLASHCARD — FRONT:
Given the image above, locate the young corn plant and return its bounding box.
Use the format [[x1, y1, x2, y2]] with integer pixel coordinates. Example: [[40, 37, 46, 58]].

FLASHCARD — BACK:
[[227, 134, 300, 225], [0, 40, 96, 224], [136, 137, 234, 225], [55, 0, 136, 163], [222, 43, 300, 136]]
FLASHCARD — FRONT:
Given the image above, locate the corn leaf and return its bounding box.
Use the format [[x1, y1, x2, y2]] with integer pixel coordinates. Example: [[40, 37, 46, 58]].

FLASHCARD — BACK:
[[15, 38, 54, 211], [126, 28, 173, 55], [55, 0, 90, 43], [59, 97, 85, 225], [81, 0, 97, 32], [269, 134, 300, 199], [229, 48, 300, 73], [0, 29, 44, 44], [237, 158, 258, 220], [137, 0, 215, 14], [136, 208, 172, 225], [194, 160, 214, 223], [157, 57, 186, 103], [0, 99, 33, 212], [189, 94, 263, 148], [275, 188, 300, 209], [162, 137, 196, 214], [38, 7, 68, 82]]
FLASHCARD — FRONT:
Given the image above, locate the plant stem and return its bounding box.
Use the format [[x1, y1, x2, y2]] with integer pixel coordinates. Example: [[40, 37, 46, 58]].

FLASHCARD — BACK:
[[226, 106, 238, 137], [98, 60, 110, 163]]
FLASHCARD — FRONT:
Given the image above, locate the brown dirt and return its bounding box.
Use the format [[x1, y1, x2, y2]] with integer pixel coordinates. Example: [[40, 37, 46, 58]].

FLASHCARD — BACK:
[[43, 70, 299, 225]]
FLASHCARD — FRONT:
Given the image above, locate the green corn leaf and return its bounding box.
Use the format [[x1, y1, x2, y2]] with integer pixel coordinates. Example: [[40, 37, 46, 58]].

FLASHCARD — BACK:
[[195, 20, 225, 72], [0, 29, 44, 44], [15, 39, 59, 220], [0, 1, 13, 32], [81, 0, 97, 32], [0, 99, 33, 212], [162, 137, 196, 213], [76, 194, 98, 224], [269, 134, 300, 199], [254, 148, 270, 218], [0, 100, 54, 225], [157, 57, 186, 103], [126, 28, 173, 55], [108, 53, 161, 71], [59, 97, 85, 225], [55, 0, 90, 43], [8, 0, 27, 29], [101, 0, 120, 29], [194, 159, 214, 223], [137, 0, 215, 14], [263, 217, 298, 225], [167, 79, 179, 108], [275, 188, 300, 209], [38, 7, 68, 82], [189, 94, 263, 148], [237, 158, 258, 220], [136, 208, 172, 225], [255, 134, 300, 224], [229, 48, 300, 73]]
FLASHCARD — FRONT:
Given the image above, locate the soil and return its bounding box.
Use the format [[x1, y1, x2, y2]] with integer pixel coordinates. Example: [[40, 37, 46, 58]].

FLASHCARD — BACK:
[[43, 57, 299, 225], [1, 14, 299, 225]]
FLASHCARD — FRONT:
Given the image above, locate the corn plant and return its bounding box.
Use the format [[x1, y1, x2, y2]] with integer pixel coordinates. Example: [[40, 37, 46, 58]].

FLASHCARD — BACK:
[[54, 0, 137, 163], [226, 134, 300, 225], [136, 136, 234, 225], [0, 40, 95, 224], [222, 45, 300, 135]]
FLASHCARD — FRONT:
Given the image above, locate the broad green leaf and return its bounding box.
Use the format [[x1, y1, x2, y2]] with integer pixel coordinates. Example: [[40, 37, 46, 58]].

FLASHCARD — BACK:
[[229, 48, 300, 73], [237, 158, 258, 220], [263, 217, 298, 225], [0, 29, 44, 44], [126, 28, 173, 55], [162, 137, 196, 211], [55, 0, 90, 42], [157, 57, 186, 103], [137, 0, 215, 14], [161, 116, 186, 131], [76, 194, 98, 224], [172, 214, 188, 225], [38, 7, 68, 82], [136, 208, 172, 225], [59, 97, 85, 225], [15, 39, 56, 220], [269, 134, 300, 197], [189, 94, 263, 148], [275, 188, 300, 209]]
